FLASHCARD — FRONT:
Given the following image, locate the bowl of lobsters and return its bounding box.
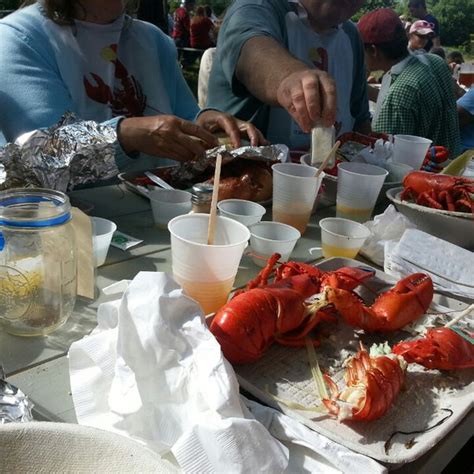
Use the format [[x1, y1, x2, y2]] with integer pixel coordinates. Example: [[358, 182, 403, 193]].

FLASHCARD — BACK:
[[386, 170, 474, 249]]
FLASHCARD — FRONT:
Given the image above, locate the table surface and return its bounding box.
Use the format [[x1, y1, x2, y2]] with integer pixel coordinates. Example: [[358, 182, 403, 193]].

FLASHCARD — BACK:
[[3, 183, 472, 473]]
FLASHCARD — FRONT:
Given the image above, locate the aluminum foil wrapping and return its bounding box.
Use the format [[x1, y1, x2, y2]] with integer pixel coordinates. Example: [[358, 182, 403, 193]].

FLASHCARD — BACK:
[[166, 143, 289, 188], [0, 113, 119, 192], [0, 366, 34, 424]]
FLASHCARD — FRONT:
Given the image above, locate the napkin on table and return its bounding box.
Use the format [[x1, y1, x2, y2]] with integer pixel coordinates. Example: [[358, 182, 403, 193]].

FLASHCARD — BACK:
[[360, 205, 417, 267], [385, 229, 474, 300], [68, 272, 288, 473]]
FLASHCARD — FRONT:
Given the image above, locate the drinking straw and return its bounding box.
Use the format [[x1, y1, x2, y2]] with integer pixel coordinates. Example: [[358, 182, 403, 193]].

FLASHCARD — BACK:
[[207, 153, 222, 245]]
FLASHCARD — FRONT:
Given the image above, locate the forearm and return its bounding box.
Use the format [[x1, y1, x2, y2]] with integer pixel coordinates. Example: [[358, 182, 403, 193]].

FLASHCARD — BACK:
[[235, 36, 309, 106]]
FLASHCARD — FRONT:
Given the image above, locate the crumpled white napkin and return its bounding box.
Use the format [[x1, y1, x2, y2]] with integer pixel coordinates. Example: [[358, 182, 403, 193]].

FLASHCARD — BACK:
[[355, 139, 393, 167], [68, 272, 288, 473], [244, 398, 387, 474], [360, 205, 417, 267], [385, 229, 474, 300]]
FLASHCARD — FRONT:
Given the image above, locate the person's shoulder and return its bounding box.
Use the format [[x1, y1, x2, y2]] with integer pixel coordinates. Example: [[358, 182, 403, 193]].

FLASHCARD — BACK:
[[424, 13, 438, 23], [0, 3, 48, 35]]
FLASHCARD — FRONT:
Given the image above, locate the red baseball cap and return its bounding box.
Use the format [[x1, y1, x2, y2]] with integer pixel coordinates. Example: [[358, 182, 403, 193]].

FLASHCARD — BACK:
[[358, 8, 404, 44]]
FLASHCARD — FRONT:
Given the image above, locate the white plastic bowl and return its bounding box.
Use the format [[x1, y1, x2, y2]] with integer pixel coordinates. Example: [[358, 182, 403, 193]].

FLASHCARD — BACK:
[[217, 199, 266, 227], [386, 187, 474, 249], [249, 221, 301, 267]]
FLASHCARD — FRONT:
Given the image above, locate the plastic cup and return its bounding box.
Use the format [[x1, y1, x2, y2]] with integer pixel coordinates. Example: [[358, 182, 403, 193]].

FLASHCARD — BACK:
[[386, 161, 413, 182], [272, 162, 323, 234], [319, 217, 371, 259], [91, 216, 117, 267], [217, 199, 266, 227], [336, 162, 388, 223], [149, 189, 192, 228], [392, 135, 432, 170], [168, 213, 250, 314], [248, 221, 301, 267]]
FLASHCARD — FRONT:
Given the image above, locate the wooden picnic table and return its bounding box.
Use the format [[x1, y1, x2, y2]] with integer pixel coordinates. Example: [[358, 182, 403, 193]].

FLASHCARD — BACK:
[[2, 182, 472, 472]]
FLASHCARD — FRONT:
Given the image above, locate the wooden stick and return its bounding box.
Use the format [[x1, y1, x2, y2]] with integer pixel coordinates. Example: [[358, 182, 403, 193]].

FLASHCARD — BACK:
[[316, 140, 341, 178], [444, 304, 474, 328], [207, 153, 222, 245]]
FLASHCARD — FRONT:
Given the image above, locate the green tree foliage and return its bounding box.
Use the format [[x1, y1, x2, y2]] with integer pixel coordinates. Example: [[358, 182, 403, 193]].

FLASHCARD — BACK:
[[352, 0, 397, 21], [430, 0, 474, 47]]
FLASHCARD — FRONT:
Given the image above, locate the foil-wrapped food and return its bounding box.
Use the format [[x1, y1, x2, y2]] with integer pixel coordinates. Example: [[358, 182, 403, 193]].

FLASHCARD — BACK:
[[0, 366, 34, 424], [131, 144, 289, 202], [0, 113, 119, 192]]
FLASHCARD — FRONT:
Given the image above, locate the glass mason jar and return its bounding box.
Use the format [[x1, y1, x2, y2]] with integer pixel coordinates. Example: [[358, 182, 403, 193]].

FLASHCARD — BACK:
[[0, 188, 77, 336]]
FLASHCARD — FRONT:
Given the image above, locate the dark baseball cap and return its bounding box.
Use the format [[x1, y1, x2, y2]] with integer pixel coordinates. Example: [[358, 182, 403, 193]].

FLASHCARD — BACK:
[[358, 8, 404, 44]]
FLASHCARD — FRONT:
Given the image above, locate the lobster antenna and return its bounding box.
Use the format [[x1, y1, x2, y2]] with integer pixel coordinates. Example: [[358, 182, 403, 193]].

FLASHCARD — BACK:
[[444, 304, 474, 328]]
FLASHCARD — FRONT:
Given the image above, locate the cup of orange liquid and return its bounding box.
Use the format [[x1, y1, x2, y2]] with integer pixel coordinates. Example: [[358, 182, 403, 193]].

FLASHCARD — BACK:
[[168, 213, 250, 314], [336, 162, 388, 223], [319, 217, 371, 259], [272, 163, 323, 234]]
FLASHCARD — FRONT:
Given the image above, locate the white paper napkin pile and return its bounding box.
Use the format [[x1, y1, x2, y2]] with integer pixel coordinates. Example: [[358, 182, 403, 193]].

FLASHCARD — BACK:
[[68, 272, 288, 473], [385, 229, 474, 300], [68, 272, 388, 473]]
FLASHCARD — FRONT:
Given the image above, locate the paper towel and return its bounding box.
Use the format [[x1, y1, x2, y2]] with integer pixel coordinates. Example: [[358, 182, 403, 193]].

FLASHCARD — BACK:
[[385, 229, 474, 300], [69, 272, 288, 473]]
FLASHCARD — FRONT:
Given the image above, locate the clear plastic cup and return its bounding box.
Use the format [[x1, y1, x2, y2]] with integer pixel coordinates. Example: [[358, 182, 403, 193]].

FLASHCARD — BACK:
[[168, 213, 250, 314], [272, 162, 323, 234], [386, 161, 413, 182], [217, 199, 266, 227], [319, 217, 371, 259], [248, 221, 301, 268], [91, 216, 117, 267], [392, 135, 432, 170], [336, 162, 388, 223], [149, 189, 192, 228]]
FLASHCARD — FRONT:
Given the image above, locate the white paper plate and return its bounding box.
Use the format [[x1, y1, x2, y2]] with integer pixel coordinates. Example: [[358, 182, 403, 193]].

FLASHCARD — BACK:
[[235, 258, 473, 465]]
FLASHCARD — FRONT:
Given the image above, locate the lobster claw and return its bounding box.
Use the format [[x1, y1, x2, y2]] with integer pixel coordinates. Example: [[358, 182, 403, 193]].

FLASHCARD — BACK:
[[83, 73, 113, 105]]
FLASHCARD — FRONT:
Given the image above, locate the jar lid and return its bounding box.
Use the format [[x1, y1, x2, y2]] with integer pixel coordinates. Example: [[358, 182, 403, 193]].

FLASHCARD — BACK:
[[191, 183, 213, 203]]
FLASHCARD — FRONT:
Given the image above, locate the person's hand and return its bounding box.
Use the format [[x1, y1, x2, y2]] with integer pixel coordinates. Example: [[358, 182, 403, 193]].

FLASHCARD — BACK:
[[276, 69, 337, 132], [117, 115, 219, 162], [196, 110, 268, 147]]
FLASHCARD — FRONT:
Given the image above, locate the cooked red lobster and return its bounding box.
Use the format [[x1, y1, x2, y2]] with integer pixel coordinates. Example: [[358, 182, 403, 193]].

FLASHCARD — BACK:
[[310, 273, 434, 332], [322, 343, 406, 421], [400, 170, 474, 213], [393, 327, 474, 370], [210, 254, 375, 364]]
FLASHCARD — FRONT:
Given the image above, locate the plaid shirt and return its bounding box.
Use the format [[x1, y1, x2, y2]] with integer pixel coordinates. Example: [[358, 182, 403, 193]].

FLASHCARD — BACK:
[[373, 54, 461, 158]]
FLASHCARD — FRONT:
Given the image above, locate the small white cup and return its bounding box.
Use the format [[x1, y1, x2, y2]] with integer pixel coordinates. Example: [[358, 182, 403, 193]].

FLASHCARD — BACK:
[[336, 162, 388, 223], [217, 199, 266, 227], [272, 162, 323, 234], [149, 189, 192, 228], [386, 161, 413, 182], [249, 221, 301, 267], [319, 217, 371, 259], [91, 216, 117, 267], [392, 134, 432, 170]]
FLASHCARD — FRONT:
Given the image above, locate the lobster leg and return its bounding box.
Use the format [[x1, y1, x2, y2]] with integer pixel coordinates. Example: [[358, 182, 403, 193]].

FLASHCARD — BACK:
[[310, 273, 434, 332]]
